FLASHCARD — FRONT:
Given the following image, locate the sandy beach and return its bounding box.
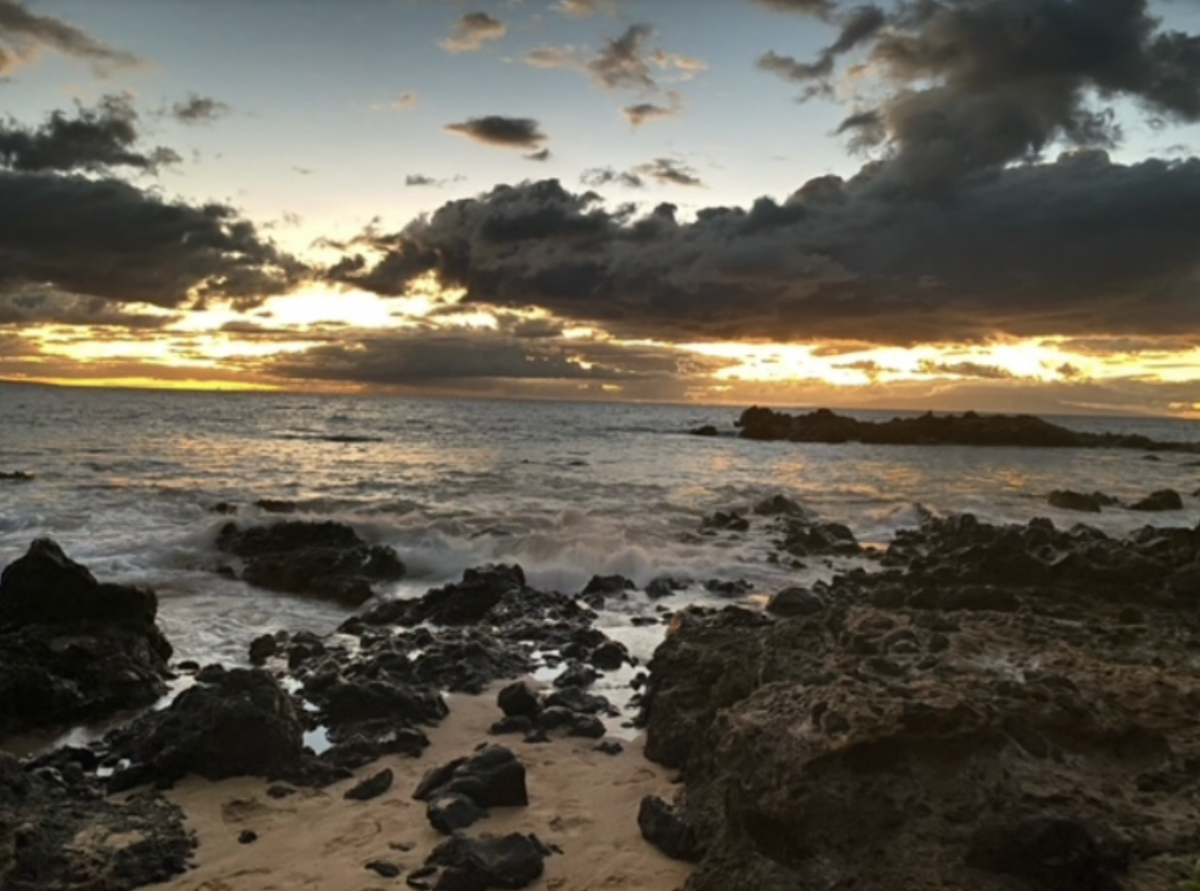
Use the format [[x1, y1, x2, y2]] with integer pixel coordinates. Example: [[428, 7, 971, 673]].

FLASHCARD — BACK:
[[160, 687, 690, 891]]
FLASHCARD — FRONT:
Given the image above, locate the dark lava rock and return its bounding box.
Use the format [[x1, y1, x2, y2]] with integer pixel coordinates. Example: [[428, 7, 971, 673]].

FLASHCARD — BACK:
[[638, 795, 702, 862], [566, 715, 606, 738], [589, 639, 629, 670], [765, 587, 825, 617], [689, 425, 719, 437], [237, 829, 258, 844], [778, 520, 860, 557], [1048, 489, 1104, 512], [581, 574, 634, 597], [354, 564, 528, 627], [317, 677, 448, 727], [254, 498, 297, 513], [366, 859, 403, 878], [427, 792, 488, 835], [700, 511, 749, 533], [248, 633, 278, 665], [553, 661, 598, 689], [106, 668, 306, 791], [345, 767, 394, 801], [1130, 489, 1183, 511], [595, 741, 623, 755], [490, 715, 534, 736], [0, 539, 172, 737], [0, 751, 195, 891], [216, 520, 405, 606], [965, 817, 1128, 890], [426, 833, 545, 891], [736, 405, 1200, 453], [498, 681, 541, 719], [703, 578, 753, 598], [0, 470, 34, 481], [544, 686, 609, 715], [752, 494, 807, 517], [646, 576, 686, 599], [414, 746, 528, 808], [322, 721, 430, 770], [635, 511, 1200, 891]]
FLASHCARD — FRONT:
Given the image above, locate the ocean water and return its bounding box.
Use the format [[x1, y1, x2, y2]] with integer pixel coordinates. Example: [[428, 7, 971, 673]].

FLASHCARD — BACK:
[[2, 383, 1199, 672]]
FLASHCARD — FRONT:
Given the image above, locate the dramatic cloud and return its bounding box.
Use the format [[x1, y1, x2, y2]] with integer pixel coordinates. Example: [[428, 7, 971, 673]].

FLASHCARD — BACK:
[[587, 23, 657, 90], [623, 91, 682, 126], [634, 157, 702, 186], [763, 0, 1200, 191], [525, 148, 552, 162], [439, 12, 506, 54], [580, 166, 645, 188], [0, 94, 179, 173], [324, 152, 1200, 348], [0, 170, 307, 308], [170, 94, 230, 125], [0, 291, 179, 328], [0, 0, 144, 77], [444, 115, 547, 149]]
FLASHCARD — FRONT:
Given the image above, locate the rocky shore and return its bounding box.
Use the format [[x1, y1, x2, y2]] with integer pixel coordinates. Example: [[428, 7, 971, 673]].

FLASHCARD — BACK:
[[3, 505, 1200, 890], [637, 512, 1200, 890], [728, 406, 1200, 453]]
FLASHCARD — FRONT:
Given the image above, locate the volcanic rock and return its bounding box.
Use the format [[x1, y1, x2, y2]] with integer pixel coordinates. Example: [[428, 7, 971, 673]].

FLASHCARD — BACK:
[[414, 746, 528, 808], [1130, 489, 1184, 511], [216, 520, 405, 606], [0, 539, 172, 737], [426, 833, 545, 891], [1048, 489, 1105, 512], [0, 752, 194, 891]]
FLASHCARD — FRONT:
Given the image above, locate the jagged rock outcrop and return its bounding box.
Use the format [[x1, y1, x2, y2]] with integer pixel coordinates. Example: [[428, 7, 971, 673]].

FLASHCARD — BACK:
[[0, 539, 172, 738], [639, 514, 1200, 890]]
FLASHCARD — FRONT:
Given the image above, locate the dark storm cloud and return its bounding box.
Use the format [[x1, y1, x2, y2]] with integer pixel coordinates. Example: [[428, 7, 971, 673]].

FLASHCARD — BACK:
[[444, 115, 547, 149], [0, 95, 179, 173], [439, 11, 507, 54], [323, 149, 1200, 347], [266, 330, 647, 386], [0, 0, 144, 77], [526, 147, 552, 162], [758, 5, 885, 97], [580, 166, 645, 188], [0, 170, 307, 308], [764, 0, 1200, 191], [0, 292, 179, 328], [170, 94, 230, 125], [634, 158, 703, 186]]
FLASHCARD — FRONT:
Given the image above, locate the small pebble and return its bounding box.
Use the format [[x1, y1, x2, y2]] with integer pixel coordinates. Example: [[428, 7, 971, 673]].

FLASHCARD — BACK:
[[237, 830, 257, 844]]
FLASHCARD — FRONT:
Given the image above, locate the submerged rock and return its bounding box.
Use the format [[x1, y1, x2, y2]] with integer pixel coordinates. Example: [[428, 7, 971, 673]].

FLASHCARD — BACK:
[[1130, 489, 1184, 511], [216, 520, 405, 606], [0, 539, 172, 738], [1048, 489, 1105, 512]]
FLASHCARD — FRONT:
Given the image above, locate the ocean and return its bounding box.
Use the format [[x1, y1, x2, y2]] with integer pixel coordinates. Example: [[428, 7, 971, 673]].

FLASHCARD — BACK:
[[2, 383, 1198, 676]]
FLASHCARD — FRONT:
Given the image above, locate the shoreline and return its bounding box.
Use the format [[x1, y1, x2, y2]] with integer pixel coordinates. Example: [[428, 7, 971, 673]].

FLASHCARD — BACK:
[[160, 686, 689, 891]]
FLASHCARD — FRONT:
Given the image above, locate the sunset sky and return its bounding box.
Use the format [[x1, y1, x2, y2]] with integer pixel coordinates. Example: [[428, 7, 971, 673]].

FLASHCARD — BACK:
[[4, 0, 1200, 415]]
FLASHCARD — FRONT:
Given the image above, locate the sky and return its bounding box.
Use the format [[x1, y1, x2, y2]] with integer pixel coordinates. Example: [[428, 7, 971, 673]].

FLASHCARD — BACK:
[[4, 0, 1200, 416]]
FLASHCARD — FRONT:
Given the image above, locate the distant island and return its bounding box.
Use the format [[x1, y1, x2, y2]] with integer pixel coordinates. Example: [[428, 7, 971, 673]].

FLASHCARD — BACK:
[[713, 406, 1200, 454]]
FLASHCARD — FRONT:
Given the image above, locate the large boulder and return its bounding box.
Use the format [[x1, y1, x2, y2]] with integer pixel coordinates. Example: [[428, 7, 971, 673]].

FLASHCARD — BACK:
[[413, 745, 528, 808], [1130, 489, 1183, 511], [216, 520, 405, 606], [426, 834, 545, 890], [0, 539, 172, 738], [105, 668, 308, 790]]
